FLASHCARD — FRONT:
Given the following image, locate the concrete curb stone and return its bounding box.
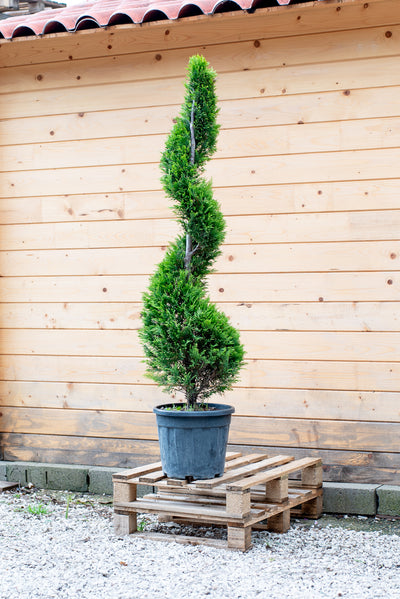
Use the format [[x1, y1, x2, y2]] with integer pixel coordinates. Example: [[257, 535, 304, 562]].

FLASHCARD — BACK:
[[88, 466, 120, 495], [2, 461, 400, 515], [323, 482, 379, 516], [377, 485, 400, 517], [2, 461, 152, 498], [0, 462, 7, 480]]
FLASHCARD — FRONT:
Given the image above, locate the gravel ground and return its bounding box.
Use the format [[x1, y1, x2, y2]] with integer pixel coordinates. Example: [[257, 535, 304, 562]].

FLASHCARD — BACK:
[[1, 486, 400, 599]]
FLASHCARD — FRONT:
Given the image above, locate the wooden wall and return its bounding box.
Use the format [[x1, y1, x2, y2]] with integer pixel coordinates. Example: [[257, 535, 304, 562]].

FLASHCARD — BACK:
[[1, 0, 400, 483]]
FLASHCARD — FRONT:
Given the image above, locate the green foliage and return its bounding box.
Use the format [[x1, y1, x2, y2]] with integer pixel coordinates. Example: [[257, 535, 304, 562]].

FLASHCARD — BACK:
[[27, 503, 49, 516], [140, 55, 245, 408]]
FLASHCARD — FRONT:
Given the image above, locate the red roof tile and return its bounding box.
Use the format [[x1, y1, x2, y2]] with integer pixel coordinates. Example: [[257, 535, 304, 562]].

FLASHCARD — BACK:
[[0, 0, 321, 40]]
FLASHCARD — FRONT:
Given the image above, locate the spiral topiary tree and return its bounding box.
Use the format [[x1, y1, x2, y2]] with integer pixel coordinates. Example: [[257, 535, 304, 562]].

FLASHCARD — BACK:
[[139, 55, 244, 410]]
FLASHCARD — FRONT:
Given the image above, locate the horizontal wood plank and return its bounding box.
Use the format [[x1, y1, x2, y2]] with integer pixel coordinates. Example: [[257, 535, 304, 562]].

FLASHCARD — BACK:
[[0, 432, 162, 467], [2, 407, 400, 452], [4, 381, 399, 422], [4, 116, 400, 172], [2, 52, 400, 120], [0, 218, 178, 251], [1, 272, 398, 303], [1, 300, 399, 332], [0, 302, 145, 330], [2, 433, 400, 483], [3, 148, 400, 199], [1, 328, 400, 362], [1, 179, 400, 225], [0, 105, 176, 146], [113, 461, 162, 481], [3, 24, 400, 95], [227, 457, 322, 490], [2, 354, 399, 391], [223, 301, 400, 333], [4, 85, 400, 148], [195, 455, 294, 489], [114, 498, 264, 524], [1, 240, 399, 277], [1, 210, 400, 250]]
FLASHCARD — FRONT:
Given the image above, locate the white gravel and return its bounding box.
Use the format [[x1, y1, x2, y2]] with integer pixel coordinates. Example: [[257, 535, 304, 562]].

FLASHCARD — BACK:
[[1, 488, 400, 599]]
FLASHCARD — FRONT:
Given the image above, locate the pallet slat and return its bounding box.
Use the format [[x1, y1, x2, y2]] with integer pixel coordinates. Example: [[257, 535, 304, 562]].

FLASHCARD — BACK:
[[115, 499, 266, 524], [112, 461, 162, 482], [194, 455, 293, 489], [226, 458, 323, 491]]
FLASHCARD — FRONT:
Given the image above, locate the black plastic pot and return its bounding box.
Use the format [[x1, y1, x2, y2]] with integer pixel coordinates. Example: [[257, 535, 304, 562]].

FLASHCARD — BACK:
[[153, 403, 235, 480]]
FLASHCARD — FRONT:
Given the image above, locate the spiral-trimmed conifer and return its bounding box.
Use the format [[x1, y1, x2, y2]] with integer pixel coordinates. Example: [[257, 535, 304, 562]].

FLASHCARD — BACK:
[[139, 56, 245, 409]]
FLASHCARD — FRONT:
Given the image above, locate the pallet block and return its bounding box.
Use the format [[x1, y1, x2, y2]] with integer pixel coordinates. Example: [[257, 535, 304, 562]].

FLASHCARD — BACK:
[[0, 481, 18, 492], [113, 452, 323, 551]]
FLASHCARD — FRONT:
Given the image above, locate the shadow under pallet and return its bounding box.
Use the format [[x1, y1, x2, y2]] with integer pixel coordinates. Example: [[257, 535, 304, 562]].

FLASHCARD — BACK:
[[113, 452, 323, 551]]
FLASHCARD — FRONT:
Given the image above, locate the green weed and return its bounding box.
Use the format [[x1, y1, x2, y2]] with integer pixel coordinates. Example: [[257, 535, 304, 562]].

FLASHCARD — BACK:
[[137, 519, 147, 532], [65, 494, 72, 519], [27, 503, 48, 516]]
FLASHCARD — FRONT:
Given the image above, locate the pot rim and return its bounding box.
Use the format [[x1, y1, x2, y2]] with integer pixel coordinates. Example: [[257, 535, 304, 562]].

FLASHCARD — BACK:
[[153, 402, 235, 417]]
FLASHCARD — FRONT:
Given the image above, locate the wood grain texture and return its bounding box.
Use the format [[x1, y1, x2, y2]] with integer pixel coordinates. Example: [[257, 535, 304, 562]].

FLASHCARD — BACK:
[[1, 301, 398, 331], [1, 179, 400, 225], [2, 52, 400, 120], [1, 355, 400, 391], [2, 434, 400, 483], [2, 380, 399, 422], [1, 272, 398, 303], [4, 83, 400, 149], [5, 117, 400, 172], [2, 407, 400, 452], [2, 210, 400, 250], [1, 328, 400, 362], [1, 240, 399, 277], [3, 148, 400, 199]]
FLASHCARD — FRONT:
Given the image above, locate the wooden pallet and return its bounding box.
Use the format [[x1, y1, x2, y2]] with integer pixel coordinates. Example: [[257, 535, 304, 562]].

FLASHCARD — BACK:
[[0, 481, 18, 492], [113, 452, 323, 551]]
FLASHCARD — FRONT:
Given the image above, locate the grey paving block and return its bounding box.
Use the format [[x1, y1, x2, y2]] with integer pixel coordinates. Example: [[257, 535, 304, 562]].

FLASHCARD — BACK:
[[6, 462, 47, 488], [89, 467, 119, 495], [6, 462, 29, 485], [0, 462, 7, 480], [323, 482, 379, 515], [3, 461, 155, 496], [5, 462, 89, 492], [377, 485, 400, 517], [44, 464, 89, 492]]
